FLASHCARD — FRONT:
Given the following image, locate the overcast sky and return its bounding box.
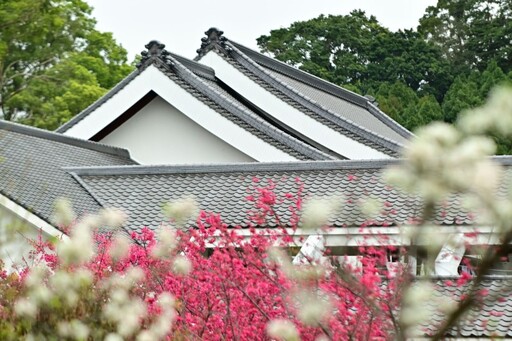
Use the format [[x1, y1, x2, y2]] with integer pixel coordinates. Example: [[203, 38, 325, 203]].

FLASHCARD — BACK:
[[86, 0, 437, 61]]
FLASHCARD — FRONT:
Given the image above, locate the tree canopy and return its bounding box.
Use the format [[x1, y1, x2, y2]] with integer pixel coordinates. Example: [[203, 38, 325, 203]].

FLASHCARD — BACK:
[[258, 1, 512, 152], [0, 0, 132, 129]]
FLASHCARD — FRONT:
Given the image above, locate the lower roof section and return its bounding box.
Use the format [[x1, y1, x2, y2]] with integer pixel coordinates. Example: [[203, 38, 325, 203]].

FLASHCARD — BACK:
[[66, 158, 512, 233]]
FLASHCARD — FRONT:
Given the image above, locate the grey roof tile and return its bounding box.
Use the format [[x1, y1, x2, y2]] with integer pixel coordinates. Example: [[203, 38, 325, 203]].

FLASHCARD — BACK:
[[419, 278, 512, 337], [0, 120, 136, 230], [69, 157, 512, 233]]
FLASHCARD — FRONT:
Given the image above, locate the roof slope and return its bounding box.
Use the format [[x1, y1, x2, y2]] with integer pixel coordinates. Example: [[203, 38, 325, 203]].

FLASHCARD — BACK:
[[67, 158, 512, 233], [422, 277, 512, 338], [57, 41, 334, 161], [0, 120, 136, 230], [195, 28, 410, 157], [230, 42, 411, 143]]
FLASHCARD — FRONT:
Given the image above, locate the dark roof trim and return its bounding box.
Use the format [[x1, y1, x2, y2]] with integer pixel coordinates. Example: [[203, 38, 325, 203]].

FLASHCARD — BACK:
[[90, 91, 158, 142], [65, 159, 400, 176], [68, 172, 107, 208], [231, 41, 367, 107], [169, 52, 216, 80], [225, 42, 404, 155], [231, 42, 413, 140], [195, 27, 228, 60], [0, 120, 133, 159]]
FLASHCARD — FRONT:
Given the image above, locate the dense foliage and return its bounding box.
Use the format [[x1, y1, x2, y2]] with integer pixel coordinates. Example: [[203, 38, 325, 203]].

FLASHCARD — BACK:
[[0, 0, 133, 129], [257, 1, 512, 151]]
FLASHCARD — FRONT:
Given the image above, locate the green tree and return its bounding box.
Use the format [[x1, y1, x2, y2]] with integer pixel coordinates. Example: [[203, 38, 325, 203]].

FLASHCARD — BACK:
[[257, 11, 450, 99], [0, 0, 132, 128], [419, 0, 512, 74]]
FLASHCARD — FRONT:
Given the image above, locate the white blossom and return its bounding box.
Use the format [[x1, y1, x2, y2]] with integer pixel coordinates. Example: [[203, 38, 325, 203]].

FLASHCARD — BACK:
[[295, 290, 332, 326], [151, 227, 177, 259], [14, 298, 38, 318], [51, 198, 75, 227], [100, 208, 127, 229], [301, 195, 342, 230], [162, 196, 199, 226], [266, 319, 300, 341], [110, 234, 131, 261], [172, 255, 192, 276]]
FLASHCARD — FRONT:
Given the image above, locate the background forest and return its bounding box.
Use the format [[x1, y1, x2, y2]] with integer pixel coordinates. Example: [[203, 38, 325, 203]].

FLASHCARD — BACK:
[[0, 0, 511, 151]]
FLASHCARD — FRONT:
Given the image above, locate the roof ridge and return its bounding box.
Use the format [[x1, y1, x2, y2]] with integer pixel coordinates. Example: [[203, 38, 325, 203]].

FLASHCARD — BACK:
[[0, 120, 133, 159], [169, 52, 216, 80], [195, 27, 228, 61], [230, 41, 413, 140], [65, 159, 400, 176], [66, 155, 512, 176]]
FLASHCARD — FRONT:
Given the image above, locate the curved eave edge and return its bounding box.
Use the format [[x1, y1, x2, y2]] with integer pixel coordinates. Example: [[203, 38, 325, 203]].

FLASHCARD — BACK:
[[0, 191, 67, 238], [56, 68, 142, 134], [224, 43, 404, 155]]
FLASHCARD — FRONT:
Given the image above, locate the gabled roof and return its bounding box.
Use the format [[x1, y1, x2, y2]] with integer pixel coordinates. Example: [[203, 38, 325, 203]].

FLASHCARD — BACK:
[[0, 120, 136, 231], [195, 28, 410, 157], [57, 41, 335, 162], [66, 157, 512, 233]]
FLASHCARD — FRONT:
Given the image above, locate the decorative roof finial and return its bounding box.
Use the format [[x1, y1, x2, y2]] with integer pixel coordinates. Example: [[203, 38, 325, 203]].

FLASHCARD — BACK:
[[137, 40, 171, 68], [195, 27, 228, 60]]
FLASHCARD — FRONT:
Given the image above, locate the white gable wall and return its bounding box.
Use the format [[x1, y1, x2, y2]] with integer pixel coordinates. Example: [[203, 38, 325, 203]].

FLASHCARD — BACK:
[[0, 194, 66, 271], [200, 52, 391, 160], [101, 96, 255, 164], [64, 65, 298, 163]]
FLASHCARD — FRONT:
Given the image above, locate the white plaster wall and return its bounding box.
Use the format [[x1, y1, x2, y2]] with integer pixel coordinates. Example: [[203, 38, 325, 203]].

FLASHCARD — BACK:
[[0, 205, 45, 271], [101, 96, 256, 165]]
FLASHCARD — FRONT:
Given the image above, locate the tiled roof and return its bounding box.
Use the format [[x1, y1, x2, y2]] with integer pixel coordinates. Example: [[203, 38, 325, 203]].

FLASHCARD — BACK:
[[422, 277, 512, 338], [67, 158, 512, 233], [194, 28, 409, 157], [0, 120, 136, 230], [57, 41, 334, 161]]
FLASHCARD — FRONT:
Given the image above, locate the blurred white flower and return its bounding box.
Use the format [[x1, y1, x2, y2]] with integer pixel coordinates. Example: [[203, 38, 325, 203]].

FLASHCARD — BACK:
[[104, 333, 124, 341], [100, 208, 127, 229], [402, 281, 435, 331], [57, 215, 97, 266], [163, 196, 199, 226], [110, 234, 131, 261], [359, 197, 383, 219], [58, 320, 89, 340], [14, 298, 38, 318], [266, 319, 300, 341], [295, 290, 332, 326], [158, 292, 175, 309], [151, 227, 177, 259], [31, 286, 52, 305], [52, 198, 75, 227], [301, 195, 342, 230], [172, 255, 192, 276]]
